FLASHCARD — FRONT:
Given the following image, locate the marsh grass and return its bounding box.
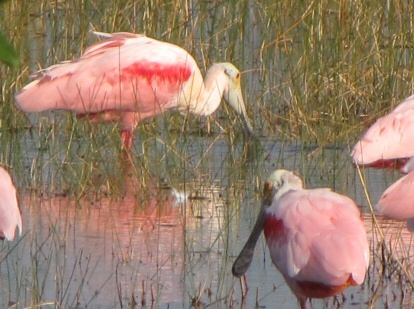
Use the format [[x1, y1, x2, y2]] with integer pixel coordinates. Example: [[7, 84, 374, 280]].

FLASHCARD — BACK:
[[1, 0, 414, 308], [354, 166, 414, 307], [4, 0, 414, 147]]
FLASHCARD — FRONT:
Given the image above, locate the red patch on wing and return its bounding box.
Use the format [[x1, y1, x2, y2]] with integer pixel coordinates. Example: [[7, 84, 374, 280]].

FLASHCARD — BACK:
[[264, 214, 287, 241], [121, 61, 191, 85], [295, 276, 356, 299], [356, 158, 409, 170], [120, 61, 192, 86]]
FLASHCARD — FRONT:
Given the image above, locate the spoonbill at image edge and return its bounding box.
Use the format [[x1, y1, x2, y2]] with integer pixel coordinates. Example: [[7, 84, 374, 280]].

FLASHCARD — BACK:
[[15, 32, 254, 149], [351, 93, 414, 171], [375, 162, 414, 231], [351, 94, 414, 231], [0, 166, 22, 241], [232, 169, 369, 309]]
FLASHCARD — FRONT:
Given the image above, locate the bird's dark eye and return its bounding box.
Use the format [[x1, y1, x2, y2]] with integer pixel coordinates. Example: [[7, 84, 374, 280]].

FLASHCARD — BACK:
[[236, 73, 240, 79]]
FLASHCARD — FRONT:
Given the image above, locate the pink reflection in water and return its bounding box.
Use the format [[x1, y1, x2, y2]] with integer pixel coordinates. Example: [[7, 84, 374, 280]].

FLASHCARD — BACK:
[[17, 176, 187, 307]]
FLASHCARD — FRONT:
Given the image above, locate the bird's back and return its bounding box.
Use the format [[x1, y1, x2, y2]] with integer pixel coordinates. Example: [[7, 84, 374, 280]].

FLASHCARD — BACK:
[[264, 188, 369, 293], [352, 95, 414, 166], [15, 33, 199, 116]]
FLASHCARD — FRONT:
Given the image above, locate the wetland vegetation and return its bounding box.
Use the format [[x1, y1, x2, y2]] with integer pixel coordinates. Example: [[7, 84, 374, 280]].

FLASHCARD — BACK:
[[1, 0, 414, 308]]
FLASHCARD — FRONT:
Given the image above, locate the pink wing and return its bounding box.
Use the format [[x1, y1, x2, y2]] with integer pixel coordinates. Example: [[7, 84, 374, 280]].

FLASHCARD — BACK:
[[392, 94, 414, 113], [264, 188, 368, 287], [15, 33, 196, 116], [376, 171, 414, 221], [351, 95, 414, 166], [0, 167, 22, 240]]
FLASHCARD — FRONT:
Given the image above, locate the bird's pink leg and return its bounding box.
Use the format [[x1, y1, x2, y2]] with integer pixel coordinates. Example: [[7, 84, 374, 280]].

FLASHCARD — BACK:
[[299, 297, 308, 309], [121, 129, 134, 150], [240, 275, 248, 299]]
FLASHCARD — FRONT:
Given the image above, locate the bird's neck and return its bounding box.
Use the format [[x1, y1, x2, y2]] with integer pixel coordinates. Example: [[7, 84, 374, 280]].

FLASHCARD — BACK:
[[201, 66, 228, 115], [179, 65, 226, 116]]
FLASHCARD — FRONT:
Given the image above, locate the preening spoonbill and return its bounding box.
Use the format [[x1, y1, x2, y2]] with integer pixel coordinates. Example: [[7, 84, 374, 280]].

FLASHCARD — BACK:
[[15, 32, 253, 149], [375, 160, 414, 231], [232, 169, 369, 309], [351, 94, 414, 170], [0, 167, 22, 241]]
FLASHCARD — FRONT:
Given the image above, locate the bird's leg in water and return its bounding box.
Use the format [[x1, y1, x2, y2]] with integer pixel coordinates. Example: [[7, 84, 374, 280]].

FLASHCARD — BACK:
[[240, 275, 248, 299], [121, 129, 133, 150]]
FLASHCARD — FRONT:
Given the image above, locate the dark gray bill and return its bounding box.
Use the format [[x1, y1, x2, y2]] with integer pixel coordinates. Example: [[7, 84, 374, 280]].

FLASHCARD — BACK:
[[232, 203, 266, 277]]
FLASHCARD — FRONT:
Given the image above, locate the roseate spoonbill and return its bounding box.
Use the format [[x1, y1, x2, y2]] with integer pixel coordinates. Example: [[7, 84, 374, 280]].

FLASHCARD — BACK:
[[351, 94, 414, 169], [232, 169, 369, 309], [15, 32, 254, 149], [375, 161, 414, 231], [0, 167, 22, 240]]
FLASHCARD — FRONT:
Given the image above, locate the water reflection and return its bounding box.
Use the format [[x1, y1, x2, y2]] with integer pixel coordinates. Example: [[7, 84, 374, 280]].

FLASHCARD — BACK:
[[1, 138, 414, 308], [2, 172, 186, 308], [364, 213, 414, 309], [1, 156, 244, 308]]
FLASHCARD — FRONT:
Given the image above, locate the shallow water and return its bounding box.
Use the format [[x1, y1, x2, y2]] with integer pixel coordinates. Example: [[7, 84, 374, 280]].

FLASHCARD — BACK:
[[1, 138, 413, 308], [2, 1, 414, 307]]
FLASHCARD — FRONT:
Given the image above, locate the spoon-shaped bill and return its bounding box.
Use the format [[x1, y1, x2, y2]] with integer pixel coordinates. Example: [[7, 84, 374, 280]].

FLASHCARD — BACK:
[[232, 202, 266, 277]]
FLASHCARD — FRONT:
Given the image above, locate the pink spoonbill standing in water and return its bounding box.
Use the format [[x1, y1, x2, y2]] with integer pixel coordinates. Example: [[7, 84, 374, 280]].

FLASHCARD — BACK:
[[15, 32, 253, 149], [0, 166, 22, 241], [375, 162, 414, 231], [351, 94, 414, 171], [232, 169, 369, 309]]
